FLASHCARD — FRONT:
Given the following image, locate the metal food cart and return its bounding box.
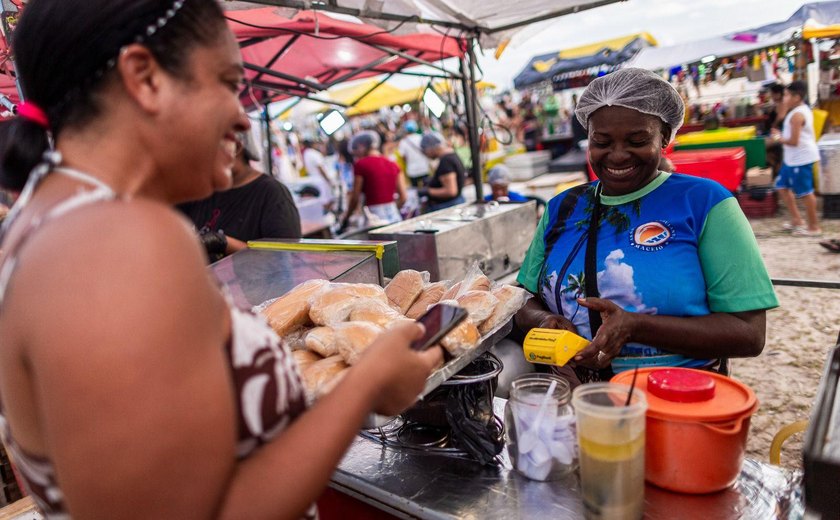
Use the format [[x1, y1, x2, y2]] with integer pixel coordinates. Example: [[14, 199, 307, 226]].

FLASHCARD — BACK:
[[322, 399, 804, 520], [369, 201, 538, 282]]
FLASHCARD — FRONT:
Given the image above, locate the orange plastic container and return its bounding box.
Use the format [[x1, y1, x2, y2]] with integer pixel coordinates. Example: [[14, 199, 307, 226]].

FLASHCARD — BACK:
[[611, 368, 758, 494]]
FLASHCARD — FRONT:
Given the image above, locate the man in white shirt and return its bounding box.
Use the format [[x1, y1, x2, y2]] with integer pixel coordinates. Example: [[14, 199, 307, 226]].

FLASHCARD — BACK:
[[772, 81, 822, 236], [398, 120, 431, 187]]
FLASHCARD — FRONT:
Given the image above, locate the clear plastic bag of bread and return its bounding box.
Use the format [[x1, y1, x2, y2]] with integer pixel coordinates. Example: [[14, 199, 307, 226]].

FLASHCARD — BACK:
[[292, 350, 323, 373], [455, 290, 499, 327], [308, 282, 389, 326], [478, 284, 532, 335], [282, 327, 311, 351], [333, 321, 384, 365], [384, 269, 430, 314], [304, 326, 338, 357], [261, 279, 330, 336], [435, 299, 481, 357], [349, 298, 403, 327], [405, 280, 451, 319], [300, 355, 349, 399], [441, 262, 491, 301]]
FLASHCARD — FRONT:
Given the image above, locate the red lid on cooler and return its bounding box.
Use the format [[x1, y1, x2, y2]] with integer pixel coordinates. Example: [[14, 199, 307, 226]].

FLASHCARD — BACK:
[[647, 369, 716, 403]]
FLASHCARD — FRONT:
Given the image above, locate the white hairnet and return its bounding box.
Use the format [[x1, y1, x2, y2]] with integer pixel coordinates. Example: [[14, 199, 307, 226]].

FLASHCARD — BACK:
[[575, 68, 685, 142], [487, 165, 511, 185]]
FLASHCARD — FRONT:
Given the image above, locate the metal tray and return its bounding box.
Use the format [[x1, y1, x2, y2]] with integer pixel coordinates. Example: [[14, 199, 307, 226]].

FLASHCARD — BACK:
[[364, 318, 514, 428]]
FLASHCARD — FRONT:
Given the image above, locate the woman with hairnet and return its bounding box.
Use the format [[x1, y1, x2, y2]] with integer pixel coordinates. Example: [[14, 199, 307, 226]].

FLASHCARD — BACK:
[[514, 68, 778, 385], [340, 130, 407, 230]]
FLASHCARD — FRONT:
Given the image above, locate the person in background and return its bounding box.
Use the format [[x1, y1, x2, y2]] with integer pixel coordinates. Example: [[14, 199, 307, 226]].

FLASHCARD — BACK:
[[398, 119, 430, 187], [381, 129, 399, 163], [772, 81, 822, 236], [765, 83, 787, 133], [302, 138, 337, 211], [178, 131, 301, 262], [515, 68, 777, 386], [419, 132, 466, 212], [0, 1, 441, 517], [484, 165, 529, 203], [341, 130, 406, 230]]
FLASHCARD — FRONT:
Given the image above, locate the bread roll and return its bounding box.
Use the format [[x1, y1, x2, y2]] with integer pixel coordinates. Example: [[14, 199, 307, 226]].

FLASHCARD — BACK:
[[292, 350, 323, 373], [349, 299, 402, 327], [301, 355, 348, 397], [440, 319, 480, 357], [466, 274, 491, 292], [441, 281, 462, 301], [262, 279, 329, 336], [334, 321, 383, 365], [456, 290, 499, 326], [479, 285, 532, 335], [385, 317, 417, 330], [318, 367, 349, 397], [385, 270, 427, 314], [309, 283, 388, 326], [305, 326, 338, 357], [405, 281, 449, 319]]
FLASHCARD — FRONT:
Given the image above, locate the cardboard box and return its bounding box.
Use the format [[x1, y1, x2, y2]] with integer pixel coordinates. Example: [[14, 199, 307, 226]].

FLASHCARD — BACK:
[[745, 167, 772, 187]]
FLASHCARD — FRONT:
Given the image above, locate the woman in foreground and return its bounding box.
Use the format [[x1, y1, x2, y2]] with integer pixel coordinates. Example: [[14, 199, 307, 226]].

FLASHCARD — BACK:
[[0, 1, 441, 518]]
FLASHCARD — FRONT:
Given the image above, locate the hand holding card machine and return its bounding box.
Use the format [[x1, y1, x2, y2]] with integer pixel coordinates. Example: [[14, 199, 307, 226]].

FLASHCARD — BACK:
[[410, 303, 469, 351]]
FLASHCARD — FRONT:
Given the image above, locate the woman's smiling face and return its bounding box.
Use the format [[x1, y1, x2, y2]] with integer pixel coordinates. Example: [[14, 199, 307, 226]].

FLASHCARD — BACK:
[[587, 105, 669, 196]]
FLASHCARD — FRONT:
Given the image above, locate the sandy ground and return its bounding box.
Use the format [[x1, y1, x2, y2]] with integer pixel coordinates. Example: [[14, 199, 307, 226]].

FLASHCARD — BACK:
[[732, 201, 840, 470]]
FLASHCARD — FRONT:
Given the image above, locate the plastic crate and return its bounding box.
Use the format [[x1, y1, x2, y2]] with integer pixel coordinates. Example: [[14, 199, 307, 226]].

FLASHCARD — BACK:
[[737, 187, 777, 218], [670, 147, 746, 191], [824, 194, 840, 219]]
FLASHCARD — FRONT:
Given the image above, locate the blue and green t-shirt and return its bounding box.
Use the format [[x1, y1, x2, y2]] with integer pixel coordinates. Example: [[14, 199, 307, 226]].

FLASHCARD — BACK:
[[517, 172, 778, 372]]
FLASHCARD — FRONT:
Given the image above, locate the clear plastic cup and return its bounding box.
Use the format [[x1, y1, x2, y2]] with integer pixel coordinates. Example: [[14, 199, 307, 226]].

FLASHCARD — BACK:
[[572, 383, 648, 520], [505, 374, 577, 481]]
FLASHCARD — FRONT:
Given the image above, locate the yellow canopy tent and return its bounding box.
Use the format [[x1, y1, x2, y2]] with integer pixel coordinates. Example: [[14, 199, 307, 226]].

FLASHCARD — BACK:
[[557, 32, 658, 60], [803, 24, 840, 39], [527, 32, 658, 74], [325, 79, 425, 116]]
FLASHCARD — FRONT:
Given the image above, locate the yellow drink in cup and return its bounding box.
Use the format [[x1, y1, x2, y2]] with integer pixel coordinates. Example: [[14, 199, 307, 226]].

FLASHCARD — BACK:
[[572, 383, 647, 520]]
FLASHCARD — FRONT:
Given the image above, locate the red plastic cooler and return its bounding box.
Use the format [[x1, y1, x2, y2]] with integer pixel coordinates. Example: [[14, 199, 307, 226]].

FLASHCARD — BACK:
[[668, 147, 746, 191]]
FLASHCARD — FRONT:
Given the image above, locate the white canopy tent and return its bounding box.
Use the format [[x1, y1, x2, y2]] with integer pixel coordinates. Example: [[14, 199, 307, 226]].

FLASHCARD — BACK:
[[627, 28, 798, 72], [229, 0, 627, 46]]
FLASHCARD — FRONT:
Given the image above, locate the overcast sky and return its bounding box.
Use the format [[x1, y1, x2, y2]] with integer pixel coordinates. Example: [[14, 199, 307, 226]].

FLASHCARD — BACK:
[[476, 0, 822, 88]]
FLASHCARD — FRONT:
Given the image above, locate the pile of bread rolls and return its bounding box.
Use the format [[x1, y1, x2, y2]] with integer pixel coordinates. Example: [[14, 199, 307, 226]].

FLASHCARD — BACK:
[[260, 265, 530, 400]]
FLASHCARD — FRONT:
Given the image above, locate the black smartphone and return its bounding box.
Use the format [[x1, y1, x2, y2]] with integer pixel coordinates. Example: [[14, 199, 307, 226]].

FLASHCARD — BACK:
[[410, 303, 469, 351]]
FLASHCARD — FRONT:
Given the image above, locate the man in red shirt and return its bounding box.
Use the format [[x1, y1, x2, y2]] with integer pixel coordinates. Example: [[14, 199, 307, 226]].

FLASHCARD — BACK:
[[340, 130, 407, 231]]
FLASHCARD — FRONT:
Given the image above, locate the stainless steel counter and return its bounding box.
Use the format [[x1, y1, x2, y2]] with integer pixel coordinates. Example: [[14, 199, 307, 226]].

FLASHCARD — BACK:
[[332, 399, 804, 520]]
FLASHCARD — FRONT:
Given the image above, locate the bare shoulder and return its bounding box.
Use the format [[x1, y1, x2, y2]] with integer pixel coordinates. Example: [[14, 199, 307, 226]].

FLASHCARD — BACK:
[[10, 198, 226, 356]]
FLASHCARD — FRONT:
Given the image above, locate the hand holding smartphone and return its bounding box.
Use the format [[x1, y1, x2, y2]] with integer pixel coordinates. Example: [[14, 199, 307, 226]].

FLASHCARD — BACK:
[[410, 303, 468, 351]]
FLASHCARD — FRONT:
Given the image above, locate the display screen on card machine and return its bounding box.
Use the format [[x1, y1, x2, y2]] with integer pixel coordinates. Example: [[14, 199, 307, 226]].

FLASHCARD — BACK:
[[410, 303, 468, 351]]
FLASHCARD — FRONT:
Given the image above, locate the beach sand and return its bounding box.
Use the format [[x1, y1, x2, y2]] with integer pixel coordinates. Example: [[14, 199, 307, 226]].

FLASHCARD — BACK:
[[732, 208, 840, 470]]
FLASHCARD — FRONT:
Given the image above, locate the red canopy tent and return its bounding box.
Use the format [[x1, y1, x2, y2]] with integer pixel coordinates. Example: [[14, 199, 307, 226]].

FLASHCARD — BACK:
[[226, 8, 466, 107]]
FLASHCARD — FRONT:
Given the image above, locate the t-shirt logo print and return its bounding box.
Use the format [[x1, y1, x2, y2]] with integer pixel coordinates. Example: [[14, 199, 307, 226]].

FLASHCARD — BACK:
[[631, 221, 674, 251]]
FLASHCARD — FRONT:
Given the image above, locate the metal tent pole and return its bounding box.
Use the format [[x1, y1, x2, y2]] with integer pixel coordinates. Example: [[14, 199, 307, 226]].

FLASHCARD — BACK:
[[263, 105, 273, 176], [460, 38, 483, 201]]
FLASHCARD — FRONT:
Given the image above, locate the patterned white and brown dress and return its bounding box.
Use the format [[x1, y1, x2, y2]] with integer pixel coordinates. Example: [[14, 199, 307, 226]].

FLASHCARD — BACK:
[[0, 165, 314, 519]]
